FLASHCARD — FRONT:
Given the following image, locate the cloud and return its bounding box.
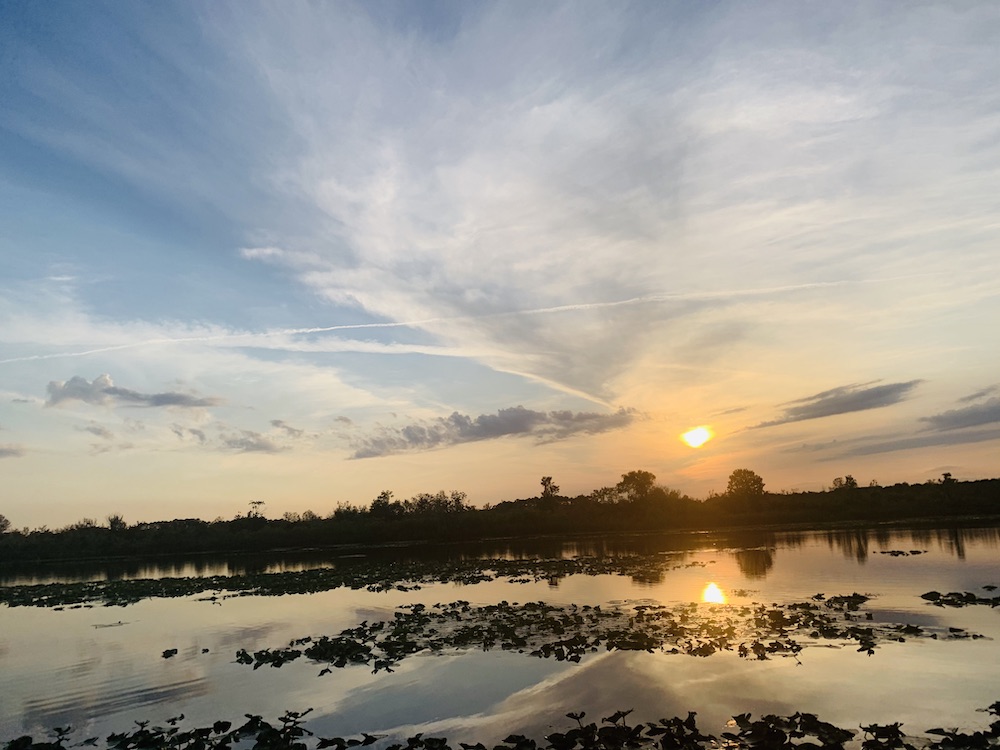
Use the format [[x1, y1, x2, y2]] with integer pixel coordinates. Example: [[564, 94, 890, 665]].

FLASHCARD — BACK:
[[0, 445, 25, 459], [212, 1, 1000, 406], [829, 427, 1000, 460], [754, 380, 922, 428], [270, 419, 304, 438], [351, 406, 637, 458], [714, 406, 748, 417], [80, 423, 114, 440], [221, 430, 284, 454], [170, 425, 207, 444], [958, 386, 998, 403], [46, 374, 222, 409], [920, 398, 1000, 431]]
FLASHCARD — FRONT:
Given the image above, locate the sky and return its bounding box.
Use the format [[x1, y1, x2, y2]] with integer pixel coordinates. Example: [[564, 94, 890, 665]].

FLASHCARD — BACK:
[[2, 2, 999, 529]]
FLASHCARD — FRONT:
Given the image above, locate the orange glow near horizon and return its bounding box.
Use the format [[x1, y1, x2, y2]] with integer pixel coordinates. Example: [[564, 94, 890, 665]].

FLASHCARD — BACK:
[[701, 582, 726, 604], [681, 426, 713, 448]]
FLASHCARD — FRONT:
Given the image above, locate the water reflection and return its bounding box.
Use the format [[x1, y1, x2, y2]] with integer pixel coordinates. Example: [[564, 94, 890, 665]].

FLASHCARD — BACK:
[[817, 524, 1000, 564], [733, 548, 774, 579], [701, 582, 726, 604], [823, 530, 870, 563], [4, 523, 1000, 742], [21, 675, 211, 734], [4, 523, 1000, 588]]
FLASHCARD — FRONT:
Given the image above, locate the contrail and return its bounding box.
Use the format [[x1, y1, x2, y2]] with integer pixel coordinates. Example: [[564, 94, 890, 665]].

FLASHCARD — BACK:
[[0, 321, 445, 365], [0, 274, 930, 365]]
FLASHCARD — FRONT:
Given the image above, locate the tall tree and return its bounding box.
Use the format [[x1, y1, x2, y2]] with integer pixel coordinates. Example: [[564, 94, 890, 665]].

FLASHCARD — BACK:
[[726, 469, 765, 500], [107, 514, 127, 532], [617, 470, 657, 502], [831, 476, 858, 491]]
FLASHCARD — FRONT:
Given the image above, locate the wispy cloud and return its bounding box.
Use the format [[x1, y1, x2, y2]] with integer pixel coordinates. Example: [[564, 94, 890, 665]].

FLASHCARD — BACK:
[[2, 2, 1000, 522], [220, 430, 285, 454], [46, 374, 222, 409], [714, 406, 749, 417], [270, 419, 304, 438], [829, 427, 1000, 460], [958, 386, 998, 404], [754, 381, 923, 428], [920, 398, 1000, 431], [352, 406, 637, 459], [80, 422, 114, 440], [217, 2, 1000, 405], [170, 425, 207, 444], [0, 445, 25, 459]]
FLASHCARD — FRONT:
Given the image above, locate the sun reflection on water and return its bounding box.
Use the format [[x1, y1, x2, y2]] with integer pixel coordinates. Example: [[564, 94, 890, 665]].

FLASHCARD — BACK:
[[701, 582, 726, 604]]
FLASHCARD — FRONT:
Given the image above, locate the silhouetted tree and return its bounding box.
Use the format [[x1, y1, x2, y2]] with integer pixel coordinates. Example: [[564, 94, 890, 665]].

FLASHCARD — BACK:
[[540, 476, 560, 499], [726, 469, 765, 499], [333, 501, 363, 520], [617, 470, 657, 502], [831, 476, 858, 490], [589, 486, 618, 504], [0, 513, 9, 534], [107, 514, 127, 532], [723, 469, 766, 514], [369, 490, 401, 518], [3, 472, 1000, 566], [446, 491, 471, 512]]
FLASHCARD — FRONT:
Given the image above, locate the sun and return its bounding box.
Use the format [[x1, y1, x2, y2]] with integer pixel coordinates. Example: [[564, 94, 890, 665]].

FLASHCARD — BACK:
[[681, 426, 713, 448]]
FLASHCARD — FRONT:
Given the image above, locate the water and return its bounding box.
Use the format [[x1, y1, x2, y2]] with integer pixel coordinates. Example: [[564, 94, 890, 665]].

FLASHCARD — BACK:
[[1, 525, 999, 744]]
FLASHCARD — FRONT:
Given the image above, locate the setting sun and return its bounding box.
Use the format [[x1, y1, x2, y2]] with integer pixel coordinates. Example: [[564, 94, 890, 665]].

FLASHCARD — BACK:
[[701, 582, 726, 604], [681, 426, 713, 448]]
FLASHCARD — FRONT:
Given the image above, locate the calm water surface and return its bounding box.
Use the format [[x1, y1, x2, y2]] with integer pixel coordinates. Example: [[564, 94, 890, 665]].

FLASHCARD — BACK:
[[1, 525, 999, 743]]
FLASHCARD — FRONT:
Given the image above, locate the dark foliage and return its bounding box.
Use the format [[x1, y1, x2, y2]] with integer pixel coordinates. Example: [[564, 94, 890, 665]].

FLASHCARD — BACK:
[[232, 595, 979, 674], [4, 702, 1000, 750], [1, 475, 998, 566]]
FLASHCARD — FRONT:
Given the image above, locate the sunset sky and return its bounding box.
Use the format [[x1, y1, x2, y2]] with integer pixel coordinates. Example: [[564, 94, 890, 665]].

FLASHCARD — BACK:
[[2, 2, 999, 528]]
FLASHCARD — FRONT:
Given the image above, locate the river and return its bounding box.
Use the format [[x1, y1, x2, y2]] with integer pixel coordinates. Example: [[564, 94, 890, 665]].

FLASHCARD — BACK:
[[1, 524, 998, 744]]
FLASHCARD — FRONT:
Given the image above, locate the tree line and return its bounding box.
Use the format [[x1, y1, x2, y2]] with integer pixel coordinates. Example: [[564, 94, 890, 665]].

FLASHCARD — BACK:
[[1, 469, 998, 564]]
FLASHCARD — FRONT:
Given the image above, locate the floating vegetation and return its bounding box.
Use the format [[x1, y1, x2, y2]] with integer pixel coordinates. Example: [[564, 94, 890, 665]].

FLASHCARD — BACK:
[[921, 590, 1000, 607], [876, 549, 927, 556], [5, 702, 1000, 750], [233, 595, 978, 674], [0, 556, 711, 609]]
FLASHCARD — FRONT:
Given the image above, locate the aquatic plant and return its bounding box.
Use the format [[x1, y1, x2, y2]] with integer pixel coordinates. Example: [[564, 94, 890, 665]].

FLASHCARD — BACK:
[[5, 702, 1000, 750], [232, 595, 978, 674], [921, 589, 1000, 607], [0, 556, 711, 609]]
